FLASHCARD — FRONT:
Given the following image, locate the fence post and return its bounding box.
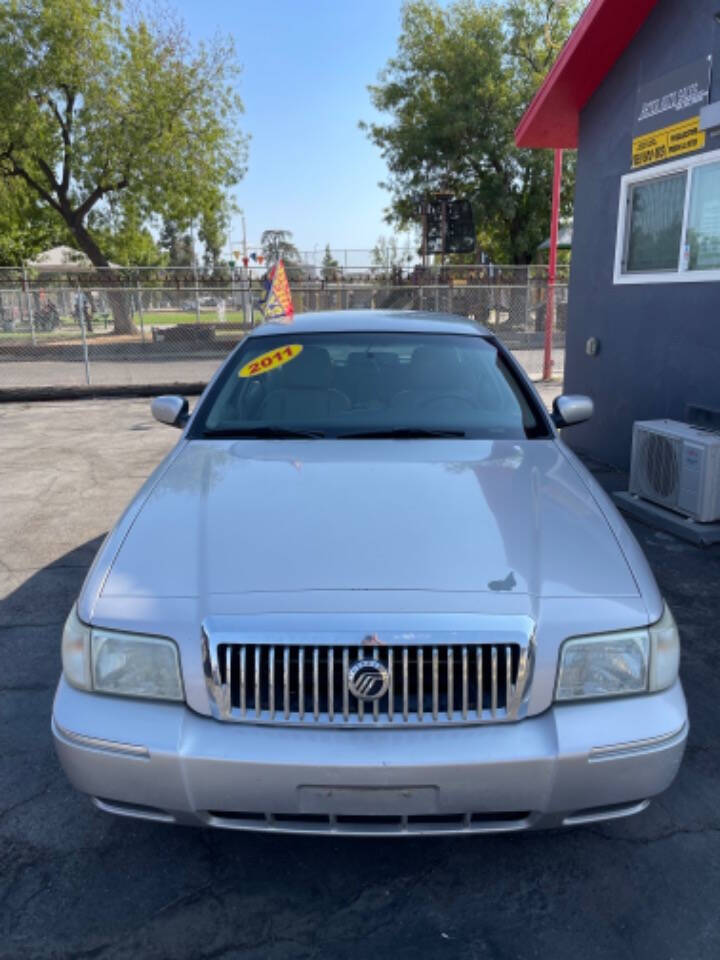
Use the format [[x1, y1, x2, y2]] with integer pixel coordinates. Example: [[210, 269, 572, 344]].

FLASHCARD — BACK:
[[73, 280, 91, 385], [136, 272, 145, 342], [22, 265, 37, 346], [192, 229, 201, 324], [244, 266, 254, 326], [79, 311, 91, 385]]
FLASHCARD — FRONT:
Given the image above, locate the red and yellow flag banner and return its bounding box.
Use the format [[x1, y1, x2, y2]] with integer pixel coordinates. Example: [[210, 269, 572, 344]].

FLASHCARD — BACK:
[[261, 259, 294, 322]]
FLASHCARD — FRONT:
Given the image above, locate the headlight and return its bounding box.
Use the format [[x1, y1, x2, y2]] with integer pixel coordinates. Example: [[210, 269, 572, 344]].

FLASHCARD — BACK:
[[61, 605, 183, 701], [555, 603, 680, 702], [91, 630, 183, 700]]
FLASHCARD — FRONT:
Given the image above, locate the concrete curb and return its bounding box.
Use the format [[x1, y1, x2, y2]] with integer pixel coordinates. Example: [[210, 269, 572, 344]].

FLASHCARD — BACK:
[[613, 491, 720, 546], [0, 382, 207, 403]]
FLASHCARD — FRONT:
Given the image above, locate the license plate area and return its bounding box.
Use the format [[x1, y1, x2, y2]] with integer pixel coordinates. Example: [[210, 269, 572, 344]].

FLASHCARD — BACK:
[[297, 785, 438, 815]]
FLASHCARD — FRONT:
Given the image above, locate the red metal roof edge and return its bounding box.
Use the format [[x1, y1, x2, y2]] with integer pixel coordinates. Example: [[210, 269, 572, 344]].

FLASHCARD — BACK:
[[514, 0, 598, 149], [515, 0, 659, 149]]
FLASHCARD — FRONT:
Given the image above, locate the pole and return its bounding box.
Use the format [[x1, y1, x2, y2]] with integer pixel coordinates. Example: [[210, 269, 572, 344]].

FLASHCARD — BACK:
[[241, 214, 252, 326], [22, 265, 37, 346], [544, 148, 563, 381], [191, 219, 201, 324], [440, 195, 447, 269], [421, 194, 428, 270], [136, 272, 145, 342], [77, 284, 91, 385]]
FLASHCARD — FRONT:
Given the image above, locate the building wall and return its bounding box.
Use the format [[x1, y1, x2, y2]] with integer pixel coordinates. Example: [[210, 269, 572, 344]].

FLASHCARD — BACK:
[[564, 0, 720, 468]]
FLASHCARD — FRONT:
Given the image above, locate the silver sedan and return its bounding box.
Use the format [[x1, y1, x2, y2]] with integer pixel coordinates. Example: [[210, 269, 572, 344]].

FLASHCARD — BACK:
[[52, 311, 687, 835]]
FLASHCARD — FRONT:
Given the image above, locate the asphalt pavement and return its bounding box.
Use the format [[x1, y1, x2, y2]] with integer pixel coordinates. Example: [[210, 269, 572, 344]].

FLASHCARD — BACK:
[[1, 398, 718, 960]]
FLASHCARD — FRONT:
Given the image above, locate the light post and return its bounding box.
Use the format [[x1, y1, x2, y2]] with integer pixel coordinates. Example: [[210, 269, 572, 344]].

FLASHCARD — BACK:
[[544, 148, 563, 381]]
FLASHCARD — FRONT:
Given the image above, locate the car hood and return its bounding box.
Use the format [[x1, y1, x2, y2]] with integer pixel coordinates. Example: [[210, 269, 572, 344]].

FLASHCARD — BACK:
[[99, 438, 640, 602]]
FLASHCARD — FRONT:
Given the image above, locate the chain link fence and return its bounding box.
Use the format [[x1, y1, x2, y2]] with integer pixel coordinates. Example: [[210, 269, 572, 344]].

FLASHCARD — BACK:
[[0, 265, 567, 392]]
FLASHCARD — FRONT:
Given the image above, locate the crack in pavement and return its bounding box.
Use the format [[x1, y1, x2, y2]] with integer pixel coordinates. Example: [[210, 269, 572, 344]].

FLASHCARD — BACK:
[[0, 621, 65, 632], [0, 778, 60, 823]]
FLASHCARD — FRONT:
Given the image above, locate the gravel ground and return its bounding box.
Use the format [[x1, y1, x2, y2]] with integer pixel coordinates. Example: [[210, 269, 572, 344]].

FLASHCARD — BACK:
[[1, 398, 717, 960]]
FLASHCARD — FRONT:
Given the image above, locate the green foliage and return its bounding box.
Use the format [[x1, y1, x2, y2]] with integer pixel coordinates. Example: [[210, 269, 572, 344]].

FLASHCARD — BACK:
[[362, 0, 583, 264], [0, 0, 247, 317], [0, 178, 69, 265], [261, 229, 301, 266], [321, 243, 340, 281], [159, 220, 194, 267], [97, 222, 163, 267], [87, 199, 165, 265], [199, 207, 231, 272], [260, 229, 304, 281], [371, 235, 414, 276]]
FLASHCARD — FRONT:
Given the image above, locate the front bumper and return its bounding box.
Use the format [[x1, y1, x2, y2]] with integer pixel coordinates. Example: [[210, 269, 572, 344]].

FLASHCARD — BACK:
[[52, 676, 688, 836]]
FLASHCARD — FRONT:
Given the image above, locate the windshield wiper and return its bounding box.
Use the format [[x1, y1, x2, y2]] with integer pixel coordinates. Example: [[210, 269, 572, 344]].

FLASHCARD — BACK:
[[336, 427, 466, 439], [203, 426, 326, 439]]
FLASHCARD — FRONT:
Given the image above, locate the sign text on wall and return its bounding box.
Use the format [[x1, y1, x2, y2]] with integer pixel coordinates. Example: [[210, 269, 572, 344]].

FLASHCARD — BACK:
[[632, 116, 706, 169]]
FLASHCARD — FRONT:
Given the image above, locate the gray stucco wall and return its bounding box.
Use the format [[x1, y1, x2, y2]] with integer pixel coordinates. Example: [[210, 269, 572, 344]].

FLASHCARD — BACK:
[[564, 0, 720, 468]]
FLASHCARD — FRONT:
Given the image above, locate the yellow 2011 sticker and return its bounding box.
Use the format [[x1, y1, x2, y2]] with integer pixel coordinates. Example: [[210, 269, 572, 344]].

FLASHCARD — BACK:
[[238, 343, 303, 378]]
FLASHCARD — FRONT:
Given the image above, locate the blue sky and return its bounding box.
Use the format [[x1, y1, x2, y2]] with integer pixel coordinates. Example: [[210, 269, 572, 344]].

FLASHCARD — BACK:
[[173, 0, 422, 259]]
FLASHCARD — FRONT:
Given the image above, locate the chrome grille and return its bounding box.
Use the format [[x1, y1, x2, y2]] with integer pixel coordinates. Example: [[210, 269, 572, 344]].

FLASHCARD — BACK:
[[203, 639, 531, 726]]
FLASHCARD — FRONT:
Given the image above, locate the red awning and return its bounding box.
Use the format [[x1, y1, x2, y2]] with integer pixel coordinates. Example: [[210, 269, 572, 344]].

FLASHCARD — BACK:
[[515, 0, 659, 149]]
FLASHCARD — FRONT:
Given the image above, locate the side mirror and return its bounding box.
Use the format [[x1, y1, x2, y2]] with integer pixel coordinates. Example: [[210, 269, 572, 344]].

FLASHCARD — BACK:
[[552, 394, 593, 429], [151, 395, 189, 429]]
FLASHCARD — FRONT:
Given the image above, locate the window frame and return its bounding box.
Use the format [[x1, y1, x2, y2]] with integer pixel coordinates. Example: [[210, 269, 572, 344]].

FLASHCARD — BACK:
[[614, 146, 720, 284]]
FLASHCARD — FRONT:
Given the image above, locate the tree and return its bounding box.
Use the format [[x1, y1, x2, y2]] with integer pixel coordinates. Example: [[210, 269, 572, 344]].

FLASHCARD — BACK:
[[362, 0, 582, 265], [321, 243, 340, 281], [159, 221, 194, 267], [0, 0, 247, 330], [90, 201, 164, 266], [199, 207, 230, 274], [261, 229, 304, 281], [0, 178, 68, 265], [371, 235, 412, 279], [261, 229, 301, 267]]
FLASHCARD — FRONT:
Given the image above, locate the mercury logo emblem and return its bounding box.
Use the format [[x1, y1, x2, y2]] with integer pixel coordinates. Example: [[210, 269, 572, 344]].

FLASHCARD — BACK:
[[348, 658, 390, 702]]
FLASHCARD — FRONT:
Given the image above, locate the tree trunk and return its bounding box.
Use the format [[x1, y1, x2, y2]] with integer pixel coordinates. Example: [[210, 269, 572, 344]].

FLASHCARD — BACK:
[[69, 219, 136, 335]]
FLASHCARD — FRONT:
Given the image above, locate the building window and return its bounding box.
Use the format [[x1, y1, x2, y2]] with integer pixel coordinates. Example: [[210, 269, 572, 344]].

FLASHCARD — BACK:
[[625, 173, 687, 272], [687, 161, 720, 270], [615, 148, 720, 283]]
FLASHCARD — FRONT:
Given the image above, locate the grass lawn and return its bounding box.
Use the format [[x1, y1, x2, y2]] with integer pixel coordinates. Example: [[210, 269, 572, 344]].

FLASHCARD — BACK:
[[0, 309, 262, 343], [139, 310, 256, 326], [0, 318, 94, 341]]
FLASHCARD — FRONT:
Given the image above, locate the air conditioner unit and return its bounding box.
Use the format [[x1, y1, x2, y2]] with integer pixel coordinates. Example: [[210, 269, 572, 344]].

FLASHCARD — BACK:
[[629, 420, 720, 523]]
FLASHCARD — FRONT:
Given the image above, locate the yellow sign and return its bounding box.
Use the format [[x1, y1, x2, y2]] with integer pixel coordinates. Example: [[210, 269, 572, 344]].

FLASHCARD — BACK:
[[632, 116, 706, 169], [238, 344, 303, 378]]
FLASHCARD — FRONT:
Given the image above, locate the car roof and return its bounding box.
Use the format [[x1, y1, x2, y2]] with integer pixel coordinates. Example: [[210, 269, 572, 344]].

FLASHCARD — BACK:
[[249, 310, 489, 338]]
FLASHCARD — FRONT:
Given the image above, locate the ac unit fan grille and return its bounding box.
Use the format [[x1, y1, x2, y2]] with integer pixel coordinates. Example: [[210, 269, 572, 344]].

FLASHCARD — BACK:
[[641, 432, 680, 499]]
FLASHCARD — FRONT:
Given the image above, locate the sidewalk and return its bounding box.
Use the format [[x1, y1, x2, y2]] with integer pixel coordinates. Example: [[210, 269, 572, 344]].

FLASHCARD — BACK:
[[0, 349, 565, 402]]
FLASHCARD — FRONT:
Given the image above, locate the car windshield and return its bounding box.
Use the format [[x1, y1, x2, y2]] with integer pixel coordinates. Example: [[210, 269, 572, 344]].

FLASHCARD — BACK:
[[192, 331, 549, 440]]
